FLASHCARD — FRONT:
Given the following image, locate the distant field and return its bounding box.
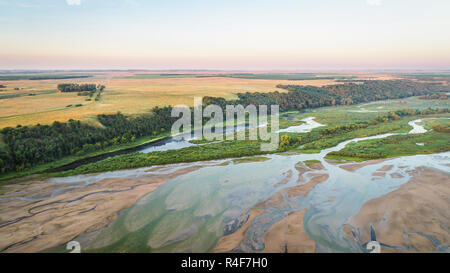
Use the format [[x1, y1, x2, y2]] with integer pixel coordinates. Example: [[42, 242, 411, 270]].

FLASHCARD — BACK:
[[0, 72, 438, 128], [123, 73, 357, 81], [0, 72, 345, 128]]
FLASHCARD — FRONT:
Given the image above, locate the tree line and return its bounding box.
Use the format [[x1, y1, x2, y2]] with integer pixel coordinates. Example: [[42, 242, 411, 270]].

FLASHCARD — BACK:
[[204, 80, 449, 112], [0, 106, 177, 174], [57, 83, 99, 93], [375, 107, 449, 123]]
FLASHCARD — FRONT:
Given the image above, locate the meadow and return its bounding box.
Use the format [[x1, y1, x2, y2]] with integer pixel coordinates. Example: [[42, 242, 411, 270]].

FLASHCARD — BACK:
[[327, 130, 450, 161]]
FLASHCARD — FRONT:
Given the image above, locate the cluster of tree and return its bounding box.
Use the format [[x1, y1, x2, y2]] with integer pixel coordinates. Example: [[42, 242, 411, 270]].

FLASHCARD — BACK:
[[279, 135, 302, 149], [204, 80, 449, 112], [0, 106, 177, 174], [328, 150, 387, 160], [94, 85, 105, 101], [320, 122, 370, 136], [419, 93, 448, 100], [78, 84, 105, 101], [57, 83, 98, 93], [375, 107, 449, 123], [375, 112, 401, 123], [432, 124, 450, 133], [53, 139, 273, 176]]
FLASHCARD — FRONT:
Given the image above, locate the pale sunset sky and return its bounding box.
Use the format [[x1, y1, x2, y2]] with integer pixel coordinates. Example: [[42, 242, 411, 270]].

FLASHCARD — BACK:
[[0, 0, 449, 70]]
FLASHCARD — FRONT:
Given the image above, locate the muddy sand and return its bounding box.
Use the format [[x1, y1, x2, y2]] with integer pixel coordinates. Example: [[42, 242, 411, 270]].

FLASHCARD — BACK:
[[0, 165, 203, 253], [262, 209, 315, 253], [339, 159, 390, 172], [213, 208, 266, 253], [345, 167, 450, 253]]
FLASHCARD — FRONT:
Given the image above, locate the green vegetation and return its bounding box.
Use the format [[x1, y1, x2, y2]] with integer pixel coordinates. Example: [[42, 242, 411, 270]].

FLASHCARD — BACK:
[[232, 156, 270, 163], [300, 119, 408, 151], [304, 159, 320, 163], [50, 108, 449, 177], [303, 159, 321, 167], [0, 107, 177, 176], [0, 133, 168, 182], [5, 102, 446, 179], [419, 93, 448, 100], [50, 140, 274, 176], [298, 149, 321, 154], [279, 118, 304, 129], [324, 154, 368, 162], [327, 130, 450, 161], [189, 138, 218, 144], [205, 80, 449, 112], [298, 107, 449, 151], [426, 119, 450, 133], [57, 83, 99, 93]]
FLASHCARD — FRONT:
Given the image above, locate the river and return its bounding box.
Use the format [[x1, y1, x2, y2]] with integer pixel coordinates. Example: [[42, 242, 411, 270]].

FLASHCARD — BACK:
[[1, 117, 447, 253], [55, 118, 448, 253]]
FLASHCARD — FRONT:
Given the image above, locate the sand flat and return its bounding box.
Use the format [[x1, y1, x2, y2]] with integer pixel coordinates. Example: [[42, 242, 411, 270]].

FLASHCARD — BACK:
[[339, 159, 389, 172], [0, 165, 202, 253], [213, 208, 266, 253], [262, 209, 315, 253], [345, 167, 450, 253], [287, 173, 329, 198]]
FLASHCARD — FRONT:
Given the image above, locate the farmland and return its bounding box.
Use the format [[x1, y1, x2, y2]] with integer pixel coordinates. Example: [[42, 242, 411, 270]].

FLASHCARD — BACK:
[[0, 71, 400, 129]]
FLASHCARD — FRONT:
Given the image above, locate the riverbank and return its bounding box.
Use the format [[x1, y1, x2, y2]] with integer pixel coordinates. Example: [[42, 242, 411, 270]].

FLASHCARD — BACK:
[[0, 118, 274, 182], [0, 133, 170, 182], [41, 114, 449, 178]]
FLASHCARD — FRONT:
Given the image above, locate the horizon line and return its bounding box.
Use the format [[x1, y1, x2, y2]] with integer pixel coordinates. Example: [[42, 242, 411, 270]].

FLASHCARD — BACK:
[[1, 68, 450, 74]]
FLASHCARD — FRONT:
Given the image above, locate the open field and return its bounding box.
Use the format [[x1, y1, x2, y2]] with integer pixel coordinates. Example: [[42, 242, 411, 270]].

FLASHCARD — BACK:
[[0, 72, 404, 129]]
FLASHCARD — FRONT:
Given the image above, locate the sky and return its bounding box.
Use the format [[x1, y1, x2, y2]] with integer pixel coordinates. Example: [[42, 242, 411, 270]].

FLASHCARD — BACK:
[[0, 0, 449, 70]]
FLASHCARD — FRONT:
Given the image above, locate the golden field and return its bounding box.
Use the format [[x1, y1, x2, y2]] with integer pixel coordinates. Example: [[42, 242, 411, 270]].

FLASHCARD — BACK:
[[0, 72, 399, 128]]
